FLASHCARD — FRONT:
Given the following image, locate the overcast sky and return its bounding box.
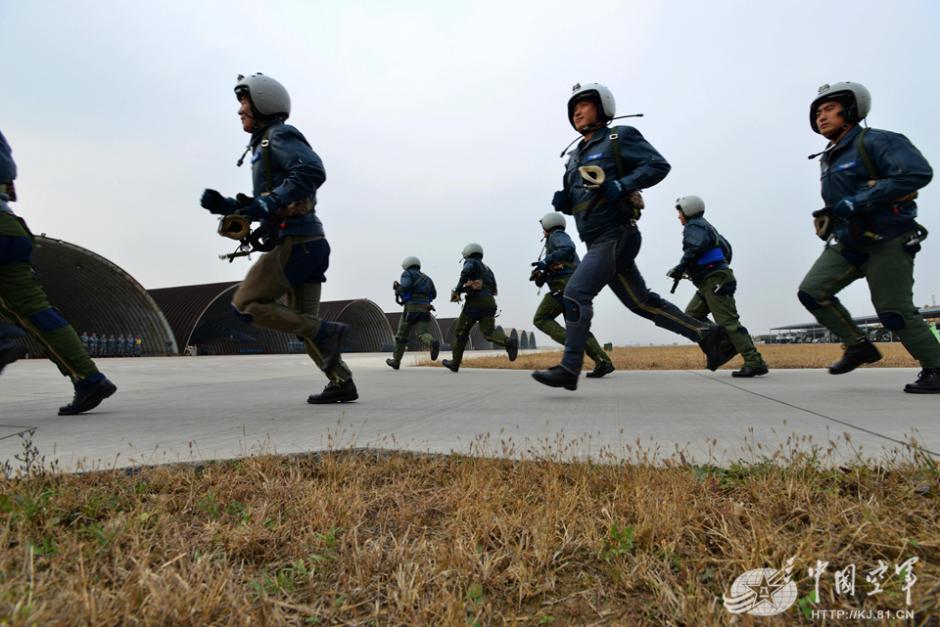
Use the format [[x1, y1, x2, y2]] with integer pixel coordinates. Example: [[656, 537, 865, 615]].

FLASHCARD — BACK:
[[3, 0, 939, 346]]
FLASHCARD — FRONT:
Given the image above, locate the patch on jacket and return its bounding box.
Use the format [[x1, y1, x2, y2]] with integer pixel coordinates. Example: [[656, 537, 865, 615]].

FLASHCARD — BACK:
[[584, 153, 604, 162], [833, 160, 858, 172]]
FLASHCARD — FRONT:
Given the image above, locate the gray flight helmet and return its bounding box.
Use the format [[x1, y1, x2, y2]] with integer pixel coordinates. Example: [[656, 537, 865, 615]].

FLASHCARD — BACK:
[[401, 255, 421, 270], [676, 195, 705, 218], [810, 81, 870, 133], [461, 242, 483, 259], [235, 73, 291, 119], [567, 82, 616, 130], [540, 212, 566, 231]]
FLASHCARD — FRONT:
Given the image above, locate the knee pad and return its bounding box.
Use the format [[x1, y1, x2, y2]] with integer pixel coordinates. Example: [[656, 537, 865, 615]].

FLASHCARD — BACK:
[[455, 333, 469, 344], [797, 290, 823, 311], [564, 297, 593, 326], [563, 296, 582, 323], [877, 311, 906, 331], [29, 307, 69, 332], [230, 304, 254, 325], [395, 336, 409, 345]]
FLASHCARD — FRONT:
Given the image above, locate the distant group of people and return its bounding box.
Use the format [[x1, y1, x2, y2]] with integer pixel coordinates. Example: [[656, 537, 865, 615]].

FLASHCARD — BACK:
[[79, 332, 143, 358]]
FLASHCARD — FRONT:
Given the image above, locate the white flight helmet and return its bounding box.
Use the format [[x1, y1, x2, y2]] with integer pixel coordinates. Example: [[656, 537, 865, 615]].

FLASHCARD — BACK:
[[461, 242, 483, 258], [540, 212, 566, 231], [567, 82, 616, 130], [401, 256, 421, 270], [676, 195, 705, 218], [235, 73, 291, 118], [810, 82, 871, 133]]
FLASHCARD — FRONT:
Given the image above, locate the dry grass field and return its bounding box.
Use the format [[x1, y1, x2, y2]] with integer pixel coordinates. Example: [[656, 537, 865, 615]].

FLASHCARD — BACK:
[[426, 342, 920, 371], [2, 438, 938, 625]]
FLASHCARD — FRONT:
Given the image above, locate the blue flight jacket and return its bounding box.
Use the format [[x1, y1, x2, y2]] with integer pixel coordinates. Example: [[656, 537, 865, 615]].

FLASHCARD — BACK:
[[820, 125, 932, 244], [676, 216, 731, 280], [0, 129, 31, 264], [562, 125, 670, 243], [455, 257, 497, 297], [542, 228, 578, 279], [398, 268, 437, 305], [248, 121, 327, 238]]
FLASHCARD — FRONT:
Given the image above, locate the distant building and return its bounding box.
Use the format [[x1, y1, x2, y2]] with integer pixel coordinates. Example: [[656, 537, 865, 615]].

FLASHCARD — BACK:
[[149, 282, 393, 355], [763, 306, 940, 344], [0, 236, 176, 356]]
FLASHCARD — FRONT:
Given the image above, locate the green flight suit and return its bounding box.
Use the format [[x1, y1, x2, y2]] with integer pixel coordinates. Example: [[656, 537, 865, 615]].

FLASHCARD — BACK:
[[392, 303, 435, 362], [449, 293, 507, 367], [684, 268, 766, 368], [799, 233, 940, 367], [533, 276, 610, 366], [232, 235, 352, 384]]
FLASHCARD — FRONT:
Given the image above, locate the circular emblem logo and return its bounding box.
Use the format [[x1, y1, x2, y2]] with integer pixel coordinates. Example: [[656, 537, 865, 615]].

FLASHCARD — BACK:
[[723, 567, 799, 616]]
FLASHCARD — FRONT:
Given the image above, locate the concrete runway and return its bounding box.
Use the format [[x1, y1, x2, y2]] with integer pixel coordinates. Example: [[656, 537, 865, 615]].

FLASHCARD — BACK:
[[1, 353, 937, 471]]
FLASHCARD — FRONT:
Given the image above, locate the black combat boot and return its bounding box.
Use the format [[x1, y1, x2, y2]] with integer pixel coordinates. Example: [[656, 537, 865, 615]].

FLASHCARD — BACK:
[[506, 337, 519, 362], [585, 360, 615, 378], [430, 340, 440, 361], [904, 368, 940, 394], [59, 375, 117, 415], [732, 364, 769, 378], [307, 378, 358, 404], [532, 365, 578, 390], [385, 358, 400, 370], [829, 339, 882, 375], [0, 340, 27, 375], [316, 322, 350, 371], [698, 325, 738, 371], [442, 359, 459, 372]]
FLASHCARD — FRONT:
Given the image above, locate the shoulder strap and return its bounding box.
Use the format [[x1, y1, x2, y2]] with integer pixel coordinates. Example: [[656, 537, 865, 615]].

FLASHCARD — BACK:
[[609, 128, 624, 178], [855, 127, 879, 180], [261, 127, 274, 192]]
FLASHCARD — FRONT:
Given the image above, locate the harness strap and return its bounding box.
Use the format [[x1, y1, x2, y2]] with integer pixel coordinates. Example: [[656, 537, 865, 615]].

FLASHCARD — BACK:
[[855, 128, 877, 180], [610, 131, 624, 178], [261, 127, 274, 193]]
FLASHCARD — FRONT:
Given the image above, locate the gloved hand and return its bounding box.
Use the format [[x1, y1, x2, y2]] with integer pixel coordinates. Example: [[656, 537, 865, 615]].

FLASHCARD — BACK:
[[599, 179, 627, 201], [551, 190, 571, 213], [237, 193, 280, 219], [450, 290, 461, 303], [666, 266, 684, 280], [531, 260, 548, 271], [200, 189, 235, 215], [833, 197, 856, 217]]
